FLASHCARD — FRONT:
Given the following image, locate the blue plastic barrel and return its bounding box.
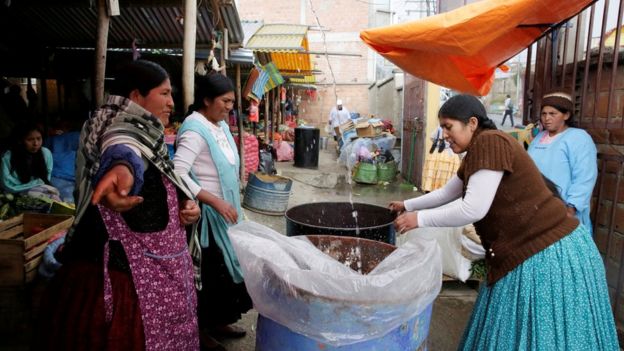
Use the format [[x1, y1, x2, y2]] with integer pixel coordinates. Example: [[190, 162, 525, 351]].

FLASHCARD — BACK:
[[256, 304, 432, 351], [254, 235, 433, 351], [243, 172, 293, 215]]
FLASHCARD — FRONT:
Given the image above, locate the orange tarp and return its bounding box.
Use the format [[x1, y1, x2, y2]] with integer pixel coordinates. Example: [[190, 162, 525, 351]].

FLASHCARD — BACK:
[[360, 0, 594, 96]]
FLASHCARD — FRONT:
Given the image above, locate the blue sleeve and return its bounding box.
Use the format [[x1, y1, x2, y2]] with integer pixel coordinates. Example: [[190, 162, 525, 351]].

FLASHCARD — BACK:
[[564, 131, 598, 212], [92, 144, 145, 195], [1, 151, 45, 193], [42, 147, 53, 182]]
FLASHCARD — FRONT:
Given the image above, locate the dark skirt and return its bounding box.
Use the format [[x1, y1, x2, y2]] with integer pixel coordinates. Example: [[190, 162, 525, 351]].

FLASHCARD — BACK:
[[34, 261, 145, 351], [197, 223, 252, 329]]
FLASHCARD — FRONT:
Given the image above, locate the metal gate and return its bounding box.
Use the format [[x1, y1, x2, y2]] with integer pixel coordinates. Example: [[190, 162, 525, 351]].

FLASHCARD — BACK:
[[525, 0, 624, 344]]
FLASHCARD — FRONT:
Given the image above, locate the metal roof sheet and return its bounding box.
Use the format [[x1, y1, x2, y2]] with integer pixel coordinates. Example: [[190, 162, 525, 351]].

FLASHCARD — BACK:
[[246, 24, 309, 52], [0, 2, 241, 49]]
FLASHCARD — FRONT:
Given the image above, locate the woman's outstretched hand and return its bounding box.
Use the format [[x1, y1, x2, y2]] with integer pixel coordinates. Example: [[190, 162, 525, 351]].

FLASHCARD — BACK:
[[388, 201, 405, 213], [394, 212, 418, 234], [179, 199, 200, 225], [92, 165, 143, 212]]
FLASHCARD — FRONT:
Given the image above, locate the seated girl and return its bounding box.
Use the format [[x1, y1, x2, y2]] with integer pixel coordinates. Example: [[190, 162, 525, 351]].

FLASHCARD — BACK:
[[1, 122, 61, 201]]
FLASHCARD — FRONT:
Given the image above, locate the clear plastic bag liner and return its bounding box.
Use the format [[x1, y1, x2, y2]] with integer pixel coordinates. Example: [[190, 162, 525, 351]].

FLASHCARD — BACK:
[[228, 221, 442, 346]]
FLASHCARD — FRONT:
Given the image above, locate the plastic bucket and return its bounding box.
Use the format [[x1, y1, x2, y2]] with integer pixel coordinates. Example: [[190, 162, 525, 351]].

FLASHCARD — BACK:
[[243, 173, 292, 215], [255, 235, 432, 351]]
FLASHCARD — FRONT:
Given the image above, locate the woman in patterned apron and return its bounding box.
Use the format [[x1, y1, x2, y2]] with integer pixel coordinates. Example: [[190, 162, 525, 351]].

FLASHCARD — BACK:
[[174, 74, 252, 351], [36, 60, 201, 351]]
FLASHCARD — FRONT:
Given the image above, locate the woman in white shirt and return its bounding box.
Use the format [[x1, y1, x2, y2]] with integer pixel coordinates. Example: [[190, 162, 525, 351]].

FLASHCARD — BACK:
[[173, 74, 251, 351]]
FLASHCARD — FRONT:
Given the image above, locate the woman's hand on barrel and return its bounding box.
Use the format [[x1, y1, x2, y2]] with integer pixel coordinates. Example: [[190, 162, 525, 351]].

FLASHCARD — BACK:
[[388, 201, 405, 213], [214, 198, 238, 224], [179, 199, 200, 225], [394, 212, 418, 234], [92, 165, 143, 212]]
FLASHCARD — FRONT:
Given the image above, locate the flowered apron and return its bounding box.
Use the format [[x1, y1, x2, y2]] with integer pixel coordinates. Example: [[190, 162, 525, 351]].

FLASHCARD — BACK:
[[98, 176, 199, 351]]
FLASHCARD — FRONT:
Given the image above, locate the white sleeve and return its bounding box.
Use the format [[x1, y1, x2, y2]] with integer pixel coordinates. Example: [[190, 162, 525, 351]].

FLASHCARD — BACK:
[[172, 131, 203, 197], [417, 169, 504, 227], [404, 175, 463, 211]]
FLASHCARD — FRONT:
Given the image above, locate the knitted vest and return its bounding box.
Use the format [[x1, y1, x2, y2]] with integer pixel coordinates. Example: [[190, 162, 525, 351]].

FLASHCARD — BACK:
[[457, 130, 579, 285]]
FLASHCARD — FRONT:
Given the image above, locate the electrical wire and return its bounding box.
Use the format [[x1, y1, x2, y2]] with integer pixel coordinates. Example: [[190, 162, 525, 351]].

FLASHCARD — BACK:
[[307, 0, 338, 103]]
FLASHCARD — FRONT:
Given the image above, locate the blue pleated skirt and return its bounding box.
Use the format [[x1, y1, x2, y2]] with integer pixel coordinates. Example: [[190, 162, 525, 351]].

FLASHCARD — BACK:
[[458, 225, 619, 351]]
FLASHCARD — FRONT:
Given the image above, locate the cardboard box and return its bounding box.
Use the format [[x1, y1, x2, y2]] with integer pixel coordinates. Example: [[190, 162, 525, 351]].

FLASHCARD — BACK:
[[0, 213, 73, 286], [339, 119, 355, 132], [355, 120, 384, 138]]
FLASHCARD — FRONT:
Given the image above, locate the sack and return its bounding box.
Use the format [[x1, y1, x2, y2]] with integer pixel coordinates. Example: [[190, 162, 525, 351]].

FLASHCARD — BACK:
[[398, 225, 472, 282]]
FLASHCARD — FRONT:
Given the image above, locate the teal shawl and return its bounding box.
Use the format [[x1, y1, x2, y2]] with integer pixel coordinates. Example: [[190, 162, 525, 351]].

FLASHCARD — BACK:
[[177, 118, 244, 283]]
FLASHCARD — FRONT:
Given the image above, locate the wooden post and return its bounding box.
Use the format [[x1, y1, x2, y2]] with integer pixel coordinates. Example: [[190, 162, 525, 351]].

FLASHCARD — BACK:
[[221, 28, 228, 77], [264, 91, 270, 144], [276, 86, 281, 130], [236, 64, 245, 181], [94, 0, 110, 107], [182, 0, 197, 113], [270, 89, 276, 143]]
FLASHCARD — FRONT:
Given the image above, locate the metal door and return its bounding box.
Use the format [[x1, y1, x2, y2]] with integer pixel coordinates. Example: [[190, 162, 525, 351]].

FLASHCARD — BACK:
[[401, 74, 427, 187]]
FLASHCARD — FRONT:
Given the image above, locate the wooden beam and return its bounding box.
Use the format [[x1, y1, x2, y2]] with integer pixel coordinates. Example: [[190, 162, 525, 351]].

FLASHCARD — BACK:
[[221, 28, 228, 77], [94, 0, 110, 107], [236, 64, 245, 182], [264, 91, 270, 144], [182, 0, 197, 113]]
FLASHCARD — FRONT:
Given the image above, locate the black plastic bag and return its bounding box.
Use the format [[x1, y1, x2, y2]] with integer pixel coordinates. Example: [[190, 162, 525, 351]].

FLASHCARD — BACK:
[[259, 149, 276, 175]]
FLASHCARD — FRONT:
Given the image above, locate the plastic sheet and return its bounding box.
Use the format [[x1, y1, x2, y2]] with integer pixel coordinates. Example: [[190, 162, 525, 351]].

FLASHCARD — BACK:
[[338, 135, 396, 171], [228, 221, 442, 346]]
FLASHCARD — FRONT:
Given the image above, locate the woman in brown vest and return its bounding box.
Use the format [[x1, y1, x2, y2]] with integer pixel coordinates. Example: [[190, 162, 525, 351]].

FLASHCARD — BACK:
[[390, 94, 618, 350]]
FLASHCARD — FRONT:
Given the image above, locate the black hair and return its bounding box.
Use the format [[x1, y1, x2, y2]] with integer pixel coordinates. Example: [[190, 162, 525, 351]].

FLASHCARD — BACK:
[[9, 122, 49, 185], [438, 94, 497, 130], [543, 101, 577, 128], [188, 73, 235, 113], [110, 60, 169, 98], [542, 174, 564, 202]]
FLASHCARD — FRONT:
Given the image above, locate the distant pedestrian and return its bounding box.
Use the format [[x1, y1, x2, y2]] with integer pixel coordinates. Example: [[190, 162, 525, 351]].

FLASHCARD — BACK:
[[501, 94, 514, 127], [328, 99, 351, 140]]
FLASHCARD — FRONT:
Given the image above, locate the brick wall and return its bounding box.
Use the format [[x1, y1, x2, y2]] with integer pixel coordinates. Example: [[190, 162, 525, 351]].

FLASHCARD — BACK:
[[237, 0, 372, 135], [295, 84, 370, 135]]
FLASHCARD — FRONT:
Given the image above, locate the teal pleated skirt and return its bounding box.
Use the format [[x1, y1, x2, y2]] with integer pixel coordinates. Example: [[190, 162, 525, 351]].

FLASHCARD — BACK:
[[459, 225, 619, 351]]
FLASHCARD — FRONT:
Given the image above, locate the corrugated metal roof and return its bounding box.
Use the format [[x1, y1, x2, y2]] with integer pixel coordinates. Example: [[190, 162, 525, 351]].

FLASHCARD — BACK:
[[227, 48, 254, 65], [219, 1, 244, 45], [246, 24, 309, 52], [0, 3, 239, 49], [246, 24, 315, 84], [241, 20, 264, 47], [289, 75, 316, 84]]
